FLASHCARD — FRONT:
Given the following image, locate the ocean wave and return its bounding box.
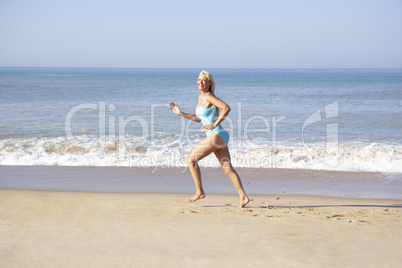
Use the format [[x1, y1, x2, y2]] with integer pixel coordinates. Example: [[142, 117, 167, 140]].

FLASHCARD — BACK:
[[0, 135, 401, 173]]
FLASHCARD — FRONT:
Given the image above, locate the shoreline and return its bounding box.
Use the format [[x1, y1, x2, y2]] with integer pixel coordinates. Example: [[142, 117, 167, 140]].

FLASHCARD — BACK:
[[1, 165, 401, 200], [1, 189, 401, 267]]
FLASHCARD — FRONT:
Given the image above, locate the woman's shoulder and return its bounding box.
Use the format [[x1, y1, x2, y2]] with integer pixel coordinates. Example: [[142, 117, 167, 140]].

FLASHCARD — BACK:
[[204, 92, 216, 98]]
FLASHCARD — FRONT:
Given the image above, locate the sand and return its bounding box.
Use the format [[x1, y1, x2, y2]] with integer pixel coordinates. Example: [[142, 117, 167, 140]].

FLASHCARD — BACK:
[[1, 189, 401, 267], [1, 165, 400, 199]]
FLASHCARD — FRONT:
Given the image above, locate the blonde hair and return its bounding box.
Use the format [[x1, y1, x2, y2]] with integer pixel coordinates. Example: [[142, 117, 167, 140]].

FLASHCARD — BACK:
[[199, 70, 215, 94]]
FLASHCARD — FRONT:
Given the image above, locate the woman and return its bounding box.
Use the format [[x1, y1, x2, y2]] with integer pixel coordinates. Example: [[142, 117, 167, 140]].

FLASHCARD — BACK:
[[169, 70, 250, 208]]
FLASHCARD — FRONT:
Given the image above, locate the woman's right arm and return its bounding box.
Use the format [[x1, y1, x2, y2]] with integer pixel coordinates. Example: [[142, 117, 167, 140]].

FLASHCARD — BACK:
[[180, 112, 201, 122], [169, 102, 201, 123]]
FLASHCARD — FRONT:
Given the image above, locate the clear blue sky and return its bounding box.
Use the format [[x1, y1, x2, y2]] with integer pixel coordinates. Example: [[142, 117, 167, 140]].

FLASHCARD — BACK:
[[0, 0, 401, 68]]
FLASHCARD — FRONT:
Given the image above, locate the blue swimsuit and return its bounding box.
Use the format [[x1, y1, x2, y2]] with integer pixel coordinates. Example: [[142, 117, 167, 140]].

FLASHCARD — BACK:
[[196, 105, 229, 146]]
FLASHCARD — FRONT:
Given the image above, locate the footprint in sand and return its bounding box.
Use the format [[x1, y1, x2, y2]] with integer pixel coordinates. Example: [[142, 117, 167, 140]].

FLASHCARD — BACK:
[[266, 215, 283, 219], [349, 219, 369, 224], [180, 209, 200, 214], [326, 214, 344, 220], [243, 209, 254, 213]]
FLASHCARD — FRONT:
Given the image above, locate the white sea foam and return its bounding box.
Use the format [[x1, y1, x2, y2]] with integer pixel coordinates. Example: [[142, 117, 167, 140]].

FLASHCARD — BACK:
[[1, 135, 401, 173]]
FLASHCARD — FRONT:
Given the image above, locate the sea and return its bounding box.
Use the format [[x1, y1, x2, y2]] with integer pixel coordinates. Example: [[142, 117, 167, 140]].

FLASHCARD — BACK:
[[0, 67, 401, 175]]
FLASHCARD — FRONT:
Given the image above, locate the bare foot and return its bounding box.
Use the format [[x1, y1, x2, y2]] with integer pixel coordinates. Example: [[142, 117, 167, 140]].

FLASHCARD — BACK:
[[187, 193, 205, 202], [239, 196, 250, 208]]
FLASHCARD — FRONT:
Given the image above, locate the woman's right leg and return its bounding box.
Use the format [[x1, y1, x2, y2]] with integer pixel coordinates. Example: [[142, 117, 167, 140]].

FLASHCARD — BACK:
[[186, 135, 224, 202]]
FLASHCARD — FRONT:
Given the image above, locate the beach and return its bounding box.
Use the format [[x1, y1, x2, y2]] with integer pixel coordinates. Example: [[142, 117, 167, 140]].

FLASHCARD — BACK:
[[1, 166, 401, 200], [1, 68, 401, 267], [1, 166, 401, 267], [1, 189, 401, 267]]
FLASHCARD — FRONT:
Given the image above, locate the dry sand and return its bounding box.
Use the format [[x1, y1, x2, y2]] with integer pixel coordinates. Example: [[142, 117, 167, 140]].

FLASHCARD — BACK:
[[1, 189, 401, 267]]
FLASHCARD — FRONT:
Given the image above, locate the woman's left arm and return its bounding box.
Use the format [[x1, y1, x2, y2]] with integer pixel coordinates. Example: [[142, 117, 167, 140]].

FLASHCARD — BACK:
[[205, 94, 231, 128]]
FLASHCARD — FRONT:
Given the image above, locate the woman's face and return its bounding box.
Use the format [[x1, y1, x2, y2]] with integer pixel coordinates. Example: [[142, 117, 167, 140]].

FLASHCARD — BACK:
[[197, 74, 211, 92]]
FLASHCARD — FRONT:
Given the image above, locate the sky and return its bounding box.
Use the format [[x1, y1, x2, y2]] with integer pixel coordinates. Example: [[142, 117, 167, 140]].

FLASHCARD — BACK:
[[0, 0, 401, 69]]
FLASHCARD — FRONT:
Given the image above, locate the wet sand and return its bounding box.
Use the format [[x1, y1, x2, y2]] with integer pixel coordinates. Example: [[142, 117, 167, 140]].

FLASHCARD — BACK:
[[1, 189, 401, 267], [0, 165, 400, 199]]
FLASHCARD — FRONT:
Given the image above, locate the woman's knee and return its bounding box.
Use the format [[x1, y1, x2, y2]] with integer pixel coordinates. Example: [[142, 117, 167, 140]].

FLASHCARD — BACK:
[[187, 155, 197, 167], [221, 162, 234, 174]]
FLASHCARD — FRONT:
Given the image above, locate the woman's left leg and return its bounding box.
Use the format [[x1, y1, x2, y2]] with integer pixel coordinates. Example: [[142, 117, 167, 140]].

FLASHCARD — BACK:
[[214, 146, 250, 208]]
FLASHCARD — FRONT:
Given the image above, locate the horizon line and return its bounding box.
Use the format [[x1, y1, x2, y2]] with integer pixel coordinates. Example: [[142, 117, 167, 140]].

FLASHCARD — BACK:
[[1, 66, 402, 70]]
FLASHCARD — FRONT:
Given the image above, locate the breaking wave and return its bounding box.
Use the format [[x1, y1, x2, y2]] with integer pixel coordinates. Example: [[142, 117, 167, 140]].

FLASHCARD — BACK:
[[0, 134, 401, 173]]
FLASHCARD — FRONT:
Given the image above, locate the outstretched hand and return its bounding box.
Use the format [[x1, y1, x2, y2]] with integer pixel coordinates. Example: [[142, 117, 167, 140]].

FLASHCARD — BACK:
[[169, 102, 182, 116]]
